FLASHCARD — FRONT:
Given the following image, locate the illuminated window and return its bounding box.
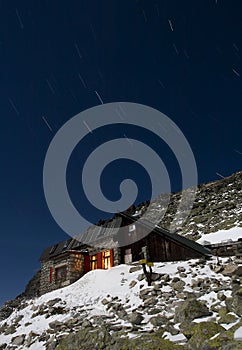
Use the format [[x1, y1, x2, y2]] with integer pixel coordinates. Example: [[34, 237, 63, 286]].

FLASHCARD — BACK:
[[102, 250, 111, 269], [90, 255, 98, 270]]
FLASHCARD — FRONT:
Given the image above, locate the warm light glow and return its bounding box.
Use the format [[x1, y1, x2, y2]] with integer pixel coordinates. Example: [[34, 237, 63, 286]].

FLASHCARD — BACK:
[[102, 250, 111, 269], [90, 255, 97, 270]]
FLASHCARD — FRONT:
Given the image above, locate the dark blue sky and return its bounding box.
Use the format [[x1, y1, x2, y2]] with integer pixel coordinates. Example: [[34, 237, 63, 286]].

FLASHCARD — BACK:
[[1, 0, 242, 305]]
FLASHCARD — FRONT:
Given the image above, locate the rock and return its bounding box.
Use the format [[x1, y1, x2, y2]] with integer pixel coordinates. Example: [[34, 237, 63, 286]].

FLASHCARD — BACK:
[[149, 314, 168, 326], [226, 293, 242, 316], [177, 266, 186, 273], [56, 327, 182, 349], [214, 266, 224, 273], [151, 273, 161, 281], [29, 330, 40, 338], [64, 318, 81, 328], [147, 307, 163, 315], [129, 280, 137, 288], [82, 320, 92, 328], [11, 334, 25, 346], [128, 312, 144, 325], [162, 274, 170, 282], [139, 288, 152, 298], [218, 307, 229, 318], [171, 280, 185, 292], [222, 265, 242, 277], [137, 273, 145, 281], [48, 320, 63, 330], [143, 296, 157, 306], [109, 324, 123, 331], [47, 306, 66, 316], [165, 323, 180, 335], [129, 266, 142, 273], [174, 299, 212, 323], [111, 303, 126, 314], [218, 313, 238, 324], [176, 292, 186, 299], [236, 288, 242, 296], [231, 276, 240, 284], [46, 336, 58, 350], [152, 283, 162, 291], [187, 321, 225, 350], [47, 298, 62, 307], [172, 277, 180, 283], [4, 325, 16, 335], [116, 309, 127, 319], [191, 278, 204, 288], [14, 314, 24, 324], [101, 298, 109, 305], [31, 304, 39, 311], [217, 291, 227, 301], [202, 320, 242, 349], [0, 298, 23, 321]]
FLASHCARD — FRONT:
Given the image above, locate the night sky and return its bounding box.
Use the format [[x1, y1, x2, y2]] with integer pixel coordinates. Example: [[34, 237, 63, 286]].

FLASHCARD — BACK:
[[1, 1, 242, 305]]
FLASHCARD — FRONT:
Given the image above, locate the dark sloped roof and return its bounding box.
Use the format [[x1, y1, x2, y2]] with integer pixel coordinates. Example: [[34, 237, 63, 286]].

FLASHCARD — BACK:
[[120, 212, 212, 257], [40, 238, 89, 262], [40, 212, 211, 262]]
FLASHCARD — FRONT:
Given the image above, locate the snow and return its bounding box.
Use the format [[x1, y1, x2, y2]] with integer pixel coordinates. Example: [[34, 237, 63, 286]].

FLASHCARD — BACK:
[[163, 332, 187, 343], [0, 256, 239, 349], [197, 227, 242, 245], [234, 326, 242, 341]]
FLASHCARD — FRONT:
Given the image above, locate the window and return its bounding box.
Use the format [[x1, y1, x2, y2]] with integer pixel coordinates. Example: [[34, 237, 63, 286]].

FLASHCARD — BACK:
[[102, 250, 111, 269], [90, 255, 98, 270], [129, 224, 136, 232], [124, 249, 132, 263], [55, 265, 67, 281], [90, 250, 113, 270]]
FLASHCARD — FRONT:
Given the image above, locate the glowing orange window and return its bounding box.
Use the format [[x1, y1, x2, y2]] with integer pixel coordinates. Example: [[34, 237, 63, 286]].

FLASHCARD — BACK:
[[102, 250, 111, 269], [90, 255, 98, 270]]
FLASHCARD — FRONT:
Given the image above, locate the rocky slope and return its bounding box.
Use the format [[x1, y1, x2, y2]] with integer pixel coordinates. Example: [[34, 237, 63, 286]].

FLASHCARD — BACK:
[[1, 171, 242, 349], [139, 170, 242, 240], [0, 257, 242, 349]]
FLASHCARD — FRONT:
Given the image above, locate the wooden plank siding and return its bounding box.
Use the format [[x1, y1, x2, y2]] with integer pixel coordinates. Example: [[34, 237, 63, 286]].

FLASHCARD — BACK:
[[120, 230, 204, 263]]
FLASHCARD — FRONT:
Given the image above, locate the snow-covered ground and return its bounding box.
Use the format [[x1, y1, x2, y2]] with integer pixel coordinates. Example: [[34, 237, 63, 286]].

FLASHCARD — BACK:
[[197, 227, 242, 245], [0, 254, 241, 349]]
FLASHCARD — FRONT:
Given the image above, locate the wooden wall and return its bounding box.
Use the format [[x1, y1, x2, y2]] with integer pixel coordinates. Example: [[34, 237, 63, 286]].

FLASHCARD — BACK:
[[120, 230, 203, 263]]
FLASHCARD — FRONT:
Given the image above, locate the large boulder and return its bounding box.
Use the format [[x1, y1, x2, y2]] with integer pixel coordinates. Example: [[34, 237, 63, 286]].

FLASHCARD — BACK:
[[186, 322, 225, 350], [226, 288, 242, 316], [222, 265, 242, 277], [149, 314, 168, 327], [127, 312, 144, 325], [174, 299, 212, 323], [55, 325, 112, 350], [11, 334, 25, 346], [201, 320, 242, 350], [56, 327, 183, 350]]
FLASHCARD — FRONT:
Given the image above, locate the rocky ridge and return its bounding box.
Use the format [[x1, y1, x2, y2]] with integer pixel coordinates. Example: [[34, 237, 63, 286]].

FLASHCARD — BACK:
[[138, 170, 242, 239]]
